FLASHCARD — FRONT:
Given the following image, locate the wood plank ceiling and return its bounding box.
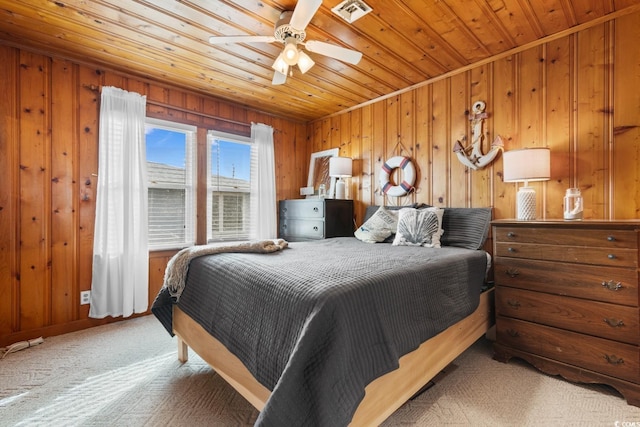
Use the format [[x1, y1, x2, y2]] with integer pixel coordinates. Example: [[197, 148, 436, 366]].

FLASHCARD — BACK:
[[1, 0, 639, 122]]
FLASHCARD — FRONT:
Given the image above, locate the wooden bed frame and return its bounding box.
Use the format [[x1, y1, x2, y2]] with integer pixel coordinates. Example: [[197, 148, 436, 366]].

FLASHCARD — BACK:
[[173, 287, 495, 426]]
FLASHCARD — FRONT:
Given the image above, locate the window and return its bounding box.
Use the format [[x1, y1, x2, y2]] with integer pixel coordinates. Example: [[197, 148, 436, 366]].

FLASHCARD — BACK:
[[207, 130, 254, 242], [145, 118, 196, 250]]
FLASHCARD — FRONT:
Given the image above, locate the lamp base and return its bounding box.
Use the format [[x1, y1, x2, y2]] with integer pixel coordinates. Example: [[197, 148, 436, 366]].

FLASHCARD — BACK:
[[335, 179, 346, 199], [516, 186, 536, 220]]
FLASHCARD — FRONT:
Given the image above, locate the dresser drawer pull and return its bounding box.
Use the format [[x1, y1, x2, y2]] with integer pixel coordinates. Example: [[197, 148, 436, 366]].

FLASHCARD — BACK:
[[603, 354, 624, 365], [506, 232, 516, 238], [507, 247, 516, 253], [506, 329, 520, 338], [603, 318, 625, 328], [602, 280, 623, 291], [313, 207, 319, 212], [313, 226, 319, 231], [607, 235, 616, 242], [507, 299, 521, 308], [607, 254, 616, 260], [505, 268, 520, 278]]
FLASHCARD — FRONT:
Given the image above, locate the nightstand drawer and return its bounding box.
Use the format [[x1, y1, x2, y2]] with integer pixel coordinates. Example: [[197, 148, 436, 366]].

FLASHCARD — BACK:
[[280, 200, 325, 219], [496, 317, 639, 381], [278, 199, 353, 242], [495, 243, 638, 267], [496, 287, 639, 344], [493, 258, 638, 306], [495, 227, 638, 249], [280, 219, 325, 240]]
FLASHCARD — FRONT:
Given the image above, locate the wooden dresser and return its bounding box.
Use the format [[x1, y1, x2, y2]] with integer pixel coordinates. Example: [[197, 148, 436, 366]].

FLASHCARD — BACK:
[[279, 199, 353, 242], [492, 219, 640, 406]]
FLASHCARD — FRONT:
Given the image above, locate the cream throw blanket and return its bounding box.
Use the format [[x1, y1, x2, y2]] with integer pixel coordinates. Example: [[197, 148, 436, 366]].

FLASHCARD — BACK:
[[163, 239, 288, 300]]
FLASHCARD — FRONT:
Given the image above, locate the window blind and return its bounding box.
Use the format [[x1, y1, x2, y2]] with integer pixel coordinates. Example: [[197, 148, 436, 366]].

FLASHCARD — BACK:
[[146, 118, 196, 250], [207, 130, 253, 242]]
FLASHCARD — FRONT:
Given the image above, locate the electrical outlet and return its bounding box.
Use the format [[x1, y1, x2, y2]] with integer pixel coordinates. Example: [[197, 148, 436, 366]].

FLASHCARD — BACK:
[[80, 290, 91, 305]]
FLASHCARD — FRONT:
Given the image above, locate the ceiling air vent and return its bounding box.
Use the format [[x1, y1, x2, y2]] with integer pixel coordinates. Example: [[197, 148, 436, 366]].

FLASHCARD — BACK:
[[331, 0, 372, 24]]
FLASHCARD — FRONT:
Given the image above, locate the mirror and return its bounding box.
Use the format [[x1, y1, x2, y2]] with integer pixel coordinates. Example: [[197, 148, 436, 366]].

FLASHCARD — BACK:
[[308, 148, 339, 198]]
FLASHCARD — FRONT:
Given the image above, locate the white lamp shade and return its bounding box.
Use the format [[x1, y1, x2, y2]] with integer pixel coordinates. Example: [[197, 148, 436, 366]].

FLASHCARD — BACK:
[[282, 37, 299, 66], [329, 156, 352, 177], [503, 148, 550, 183], [503, 147, 550, 221], [271, 52, 289, 75], [297, 50, 315, 74]]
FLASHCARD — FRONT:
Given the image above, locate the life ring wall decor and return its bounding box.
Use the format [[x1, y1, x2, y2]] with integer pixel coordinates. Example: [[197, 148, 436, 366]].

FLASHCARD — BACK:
[[380, 156, 416, 197]]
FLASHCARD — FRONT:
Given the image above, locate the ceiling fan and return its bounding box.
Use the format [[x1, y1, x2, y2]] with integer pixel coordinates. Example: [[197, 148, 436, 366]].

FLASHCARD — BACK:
[[208, 0, 363, 85]]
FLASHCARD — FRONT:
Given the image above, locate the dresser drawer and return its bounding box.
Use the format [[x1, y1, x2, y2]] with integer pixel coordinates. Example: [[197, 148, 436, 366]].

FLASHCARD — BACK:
[[496, 287, 639, 344], [495, 243, 638, 267], [280, 219, 324, 240], [496, 317, 639, 381], [494, 227, 638, 249], [493, 258, 638, 306], [280, 200, 325, 219]]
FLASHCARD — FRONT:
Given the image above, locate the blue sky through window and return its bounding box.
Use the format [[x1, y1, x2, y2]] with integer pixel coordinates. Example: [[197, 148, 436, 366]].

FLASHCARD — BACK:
[[145, 127, 251, 180], [211, 139, 251, 181], [145, 128, 185, 168]]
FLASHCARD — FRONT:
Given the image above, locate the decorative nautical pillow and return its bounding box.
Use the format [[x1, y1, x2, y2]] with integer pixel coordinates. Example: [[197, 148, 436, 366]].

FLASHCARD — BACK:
[[418, 205, 444, 241], [354, 206, 399, 243], [392, 207, 444, 247], [362, 203, 426, 243]]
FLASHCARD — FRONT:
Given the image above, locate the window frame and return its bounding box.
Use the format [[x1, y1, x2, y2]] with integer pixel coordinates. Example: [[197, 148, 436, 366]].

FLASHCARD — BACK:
[[206, 130, 254, 243], [145, 117, 197, 251]]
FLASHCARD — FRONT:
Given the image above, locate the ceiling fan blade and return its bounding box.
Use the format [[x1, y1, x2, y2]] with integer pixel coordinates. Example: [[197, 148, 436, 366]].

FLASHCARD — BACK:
[[272, 71, 287, 85], [304, 40, 363, 65], [209, 35, 276, 44], [289, 0, 322, 31]]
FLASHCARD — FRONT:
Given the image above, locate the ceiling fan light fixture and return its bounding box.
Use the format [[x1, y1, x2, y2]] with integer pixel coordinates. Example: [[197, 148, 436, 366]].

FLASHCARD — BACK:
[[209, 0, 363, 86], [272, 52, 289, 75], [283, 37, 300, 66], [297, 50, 315, 73]]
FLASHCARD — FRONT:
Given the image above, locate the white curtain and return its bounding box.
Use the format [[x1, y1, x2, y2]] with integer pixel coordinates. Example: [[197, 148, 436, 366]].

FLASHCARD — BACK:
[[250, 123, 277, 239], [90, 87, 149, 319]]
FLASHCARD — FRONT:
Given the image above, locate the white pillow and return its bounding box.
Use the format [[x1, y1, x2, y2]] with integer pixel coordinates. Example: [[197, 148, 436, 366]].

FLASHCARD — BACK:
[[392, 207, 444, 247], [354, 206, 399, 243]]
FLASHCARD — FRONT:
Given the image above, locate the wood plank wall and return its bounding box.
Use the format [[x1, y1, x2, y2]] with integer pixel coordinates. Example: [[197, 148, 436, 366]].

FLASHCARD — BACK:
[[2, 10, 639, 347], [0, 47, 308, 346], [309, 12, 640, 227]]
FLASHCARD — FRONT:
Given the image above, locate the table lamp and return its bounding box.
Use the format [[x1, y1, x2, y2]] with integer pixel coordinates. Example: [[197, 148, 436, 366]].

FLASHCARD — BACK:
[[503, 148, 550, 220], [329, 157, 352, 199]]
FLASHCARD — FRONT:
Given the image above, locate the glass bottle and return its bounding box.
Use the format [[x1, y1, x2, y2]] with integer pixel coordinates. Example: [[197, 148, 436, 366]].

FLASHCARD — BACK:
[[318, 183, 326, 199], [563, 188, 583, 220]]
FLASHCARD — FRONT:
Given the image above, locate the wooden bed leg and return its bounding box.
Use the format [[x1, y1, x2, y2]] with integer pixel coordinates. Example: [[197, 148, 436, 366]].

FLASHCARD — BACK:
[[177, 335, 189, 363]]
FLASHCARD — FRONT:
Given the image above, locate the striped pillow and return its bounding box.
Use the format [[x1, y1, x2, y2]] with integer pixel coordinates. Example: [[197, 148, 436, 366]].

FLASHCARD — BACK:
[[440, 207, 492, 250]]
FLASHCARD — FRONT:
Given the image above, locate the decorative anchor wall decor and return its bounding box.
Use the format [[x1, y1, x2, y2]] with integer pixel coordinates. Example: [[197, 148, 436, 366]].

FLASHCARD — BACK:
[[453, 100, 504, 170]]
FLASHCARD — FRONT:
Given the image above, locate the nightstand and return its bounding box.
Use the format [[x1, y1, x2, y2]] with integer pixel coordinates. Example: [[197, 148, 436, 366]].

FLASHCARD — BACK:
[[279, 199, 354, 242], [492, 219, 640, 406]]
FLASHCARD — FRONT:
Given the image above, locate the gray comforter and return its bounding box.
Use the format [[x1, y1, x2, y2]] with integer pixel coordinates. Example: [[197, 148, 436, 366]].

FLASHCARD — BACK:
[[152, 237, 487, 426]]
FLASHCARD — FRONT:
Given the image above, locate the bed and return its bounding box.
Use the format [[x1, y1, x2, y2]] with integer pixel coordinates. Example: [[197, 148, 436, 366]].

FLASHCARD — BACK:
[[152, 206, 494, 426]]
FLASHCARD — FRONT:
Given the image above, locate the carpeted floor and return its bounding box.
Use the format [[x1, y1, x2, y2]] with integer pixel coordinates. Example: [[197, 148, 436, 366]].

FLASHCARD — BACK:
[[2, 315, 640, 426]]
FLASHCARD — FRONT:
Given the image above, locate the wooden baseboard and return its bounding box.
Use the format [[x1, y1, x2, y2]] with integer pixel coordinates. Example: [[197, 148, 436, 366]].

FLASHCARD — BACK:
[[0, 312, 150, 347]]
